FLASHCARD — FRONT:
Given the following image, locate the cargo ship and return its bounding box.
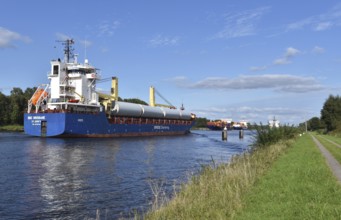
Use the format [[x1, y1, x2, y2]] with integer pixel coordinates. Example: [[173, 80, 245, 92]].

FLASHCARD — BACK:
[[206, 119, 248, 130], [206, 120, 231, 130], [24, 39, 196, 137]]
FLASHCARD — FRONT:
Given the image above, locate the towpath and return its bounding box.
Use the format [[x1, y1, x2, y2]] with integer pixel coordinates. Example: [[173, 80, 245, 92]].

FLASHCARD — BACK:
[[311, 134, 341, 184], [317, 135, 341, 149]]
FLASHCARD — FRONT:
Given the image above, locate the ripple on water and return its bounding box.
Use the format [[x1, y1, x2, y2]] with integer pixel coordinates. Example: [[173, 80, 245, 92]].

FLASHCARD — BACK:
[[0, 130, 253, 219]]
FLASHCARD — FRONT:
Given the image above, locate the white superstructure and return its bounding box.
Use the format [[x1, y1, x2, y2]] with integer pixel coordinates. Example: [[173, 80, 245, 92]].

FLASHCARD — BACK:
[[269, 117, 280, 128], [28, 39, 101, 113]]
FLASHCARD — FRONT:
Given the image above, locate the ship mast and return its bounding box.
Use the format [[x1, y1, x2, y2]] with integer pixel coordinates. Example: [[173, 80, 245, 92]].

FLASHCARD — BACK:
[[57, 39, 74, 63]]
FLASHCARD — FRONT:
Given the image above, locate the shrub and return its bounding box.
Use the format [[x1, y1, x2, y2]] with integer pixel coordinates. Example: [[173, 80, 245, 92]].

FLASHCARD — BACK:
[[253, 124, 298, 148]]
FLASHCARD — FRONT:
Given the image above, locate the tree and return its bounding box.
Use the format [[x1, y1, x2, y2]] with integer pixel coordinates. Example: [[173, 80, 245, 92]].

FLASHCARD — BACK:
[[321, 95, 341, 132], [193, 117, 208, 128], [308, 117, 322, 131], [0, 92, 10, 125], [24, 87, 36, 101], [0, 87, 35, 126], [9, 88, 25, 125], [123, 98, 148, 105]]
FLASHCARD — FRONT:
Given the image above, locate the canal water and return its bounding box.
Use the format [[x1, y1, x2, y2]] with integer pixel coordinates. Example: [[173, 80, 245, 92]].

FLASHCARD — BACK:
[[0, 130, 253, 219]]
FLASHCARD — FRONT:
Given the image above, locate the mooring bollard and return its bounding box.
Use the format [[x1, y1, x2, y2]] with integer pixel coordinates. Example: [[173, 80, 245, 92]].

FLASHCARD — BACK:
[[222, 127, 228, 141], [239, 129, 244, 139]]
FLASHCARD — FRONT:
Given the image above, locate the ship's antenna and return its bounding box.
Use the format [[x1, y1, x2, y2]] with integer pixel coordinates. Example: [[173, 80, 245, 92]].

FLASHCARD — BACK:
[[84, 39, 87, 61], [180, 99, 185, 110], [57, 39, 74, 63], [180, 103, 185, 111]]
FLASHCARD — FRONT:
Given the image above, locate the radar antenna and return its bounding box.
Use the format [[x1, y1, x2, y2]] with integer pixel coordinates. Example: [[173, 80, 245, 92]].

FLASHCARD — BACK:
[[57, 39, 74, 63]]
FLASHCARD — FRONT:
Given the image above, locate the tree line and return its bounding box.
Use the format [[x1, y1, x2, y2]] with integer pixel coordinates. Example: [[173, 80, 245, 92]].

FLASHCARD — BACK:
[[0, 88, 36, 126], [303, 94, 341, 134]]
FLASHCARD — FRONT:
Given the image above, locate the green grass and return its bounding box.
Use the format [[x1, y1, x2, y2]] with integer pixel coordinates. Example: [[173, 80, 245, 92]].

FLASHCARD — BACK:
[[318, 133, 341, 146], [235, 134, 341, 220], [0, 124, 24, 132], [144, 140, 293, 219], [143, 132, 341, 219], [315, 134, 341, 164]]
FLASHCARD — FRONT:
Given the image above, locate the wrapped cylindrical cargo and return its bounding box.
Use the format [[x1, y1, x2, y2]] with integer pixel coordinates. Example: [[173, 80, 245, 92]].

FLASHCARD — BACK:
[[141, 105, 165, 118], [180, 111, 192, 120], [111, 101, 143, 117], [162, 108, 181, 119]]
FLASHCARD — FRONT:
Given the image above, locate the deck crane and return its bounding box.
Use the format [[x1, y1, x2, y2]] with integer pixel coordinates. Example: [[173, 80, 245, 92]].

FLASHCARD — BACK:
[[95, 77, 119, 113], [95, 77, 178, 111], [149, 86, 176, 109]]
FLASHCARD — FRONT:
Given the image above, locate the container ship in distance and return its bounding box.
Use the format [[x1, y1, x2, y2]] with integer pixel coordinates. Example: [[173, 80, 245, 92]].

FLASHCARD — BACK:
[[24, 39, 196, 137]]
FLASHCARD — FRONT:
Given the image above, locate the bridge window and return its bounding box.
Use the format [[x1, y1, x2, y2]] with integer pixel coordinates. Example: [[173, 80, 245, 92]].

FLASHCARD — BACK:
[[53, 65, 59, 75]]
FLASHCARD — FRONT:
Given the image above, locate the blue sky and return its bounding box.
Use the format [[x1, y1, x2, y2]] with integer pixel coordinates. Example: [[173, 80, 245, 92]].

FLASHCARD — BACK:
[[1, 0, 341, 124]]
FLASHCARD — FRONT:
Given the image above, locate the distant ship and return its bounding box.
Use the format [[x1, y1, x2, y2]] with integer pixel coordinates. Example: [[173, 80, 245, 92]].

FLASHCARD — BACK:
[[207, 119, 231, 130], [24, 39, 196, 137], [269, 117, 280, 128], [232, 121, 248, 130], [207, 119, 248, 130]]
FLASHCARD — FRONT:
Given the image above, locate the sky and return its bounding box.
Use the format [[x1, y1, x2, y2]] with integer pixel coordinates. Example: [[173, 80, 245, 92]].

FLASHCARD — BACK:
[[1, 0, 341, 125]]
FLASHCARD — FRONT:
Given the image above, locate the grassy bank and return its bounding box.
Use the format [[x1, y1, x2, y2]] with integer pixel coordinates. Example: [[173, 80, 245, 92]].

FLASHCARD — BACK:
[[0, 124, 24, 132], [315, 134, 341, 164], [235, 134, 341, 219], [318, 133, 341, 145], [145, 134, 295, 219], [144, 130, 341, 219]]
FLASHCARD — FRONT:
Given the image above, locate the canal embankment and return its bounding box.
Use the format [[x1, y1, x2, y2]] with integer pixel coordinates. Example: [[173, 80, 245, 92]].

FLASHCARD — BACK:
[[0, 124, 23, 132], [235, 134, 341, 219], [144, 130, 341, 219]]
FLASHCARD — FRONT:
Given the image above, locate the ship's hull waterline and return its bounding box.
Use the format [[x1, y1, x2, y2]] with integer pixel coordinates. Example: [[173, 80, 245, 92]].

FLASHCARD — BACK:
[[24, 112, 194, 137]]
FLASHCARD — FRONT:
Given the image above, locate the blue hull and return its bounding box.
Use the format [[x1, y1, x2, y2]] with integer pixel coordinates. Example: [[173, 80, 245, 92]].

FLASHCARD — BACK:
[[24, 112, 194, 137]]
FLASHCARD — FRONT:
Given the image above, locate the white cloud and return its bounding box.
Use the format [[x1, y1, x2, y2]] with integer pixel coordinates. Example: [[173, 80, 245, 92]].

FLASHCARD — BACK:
[[214, 6, 270, 39], [0, 27, 30, 48], [285, 47, 300, 57], [273, 47, 300, 65], [249, 65, 268, 71], [287, 3, 341, 32], [166, 76, 190, 87], [273, 58, 291, 65], [149, 34, 180, 47], [171, 74, 324, 93], [194, 105, 311, 124], [315, 22, 332, 31], [250, 47, 300, 70], [312, 46, 325, 54], [98, 20, 120, 36], [287, 18, 313, 30]]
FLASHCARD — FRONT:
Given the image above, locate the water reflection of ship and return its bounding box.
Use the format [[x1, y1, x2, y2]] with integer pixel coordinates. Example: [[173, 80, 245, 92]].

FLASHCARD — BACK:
[[34, 139, 121, 218]]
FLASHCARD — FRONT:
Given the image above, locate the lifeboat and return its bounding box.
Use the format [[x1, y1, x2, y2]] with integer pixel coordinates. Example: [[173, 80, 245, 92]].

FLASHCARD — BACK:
[[32, 89, 48, 105], [68, 99, 80, 103]]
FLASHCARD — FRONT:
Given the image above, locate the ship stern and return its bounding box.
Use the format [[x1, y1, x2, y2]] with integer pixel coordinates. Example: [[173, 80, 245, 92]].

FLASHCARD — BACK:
[[24, 113, 66, 137]]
